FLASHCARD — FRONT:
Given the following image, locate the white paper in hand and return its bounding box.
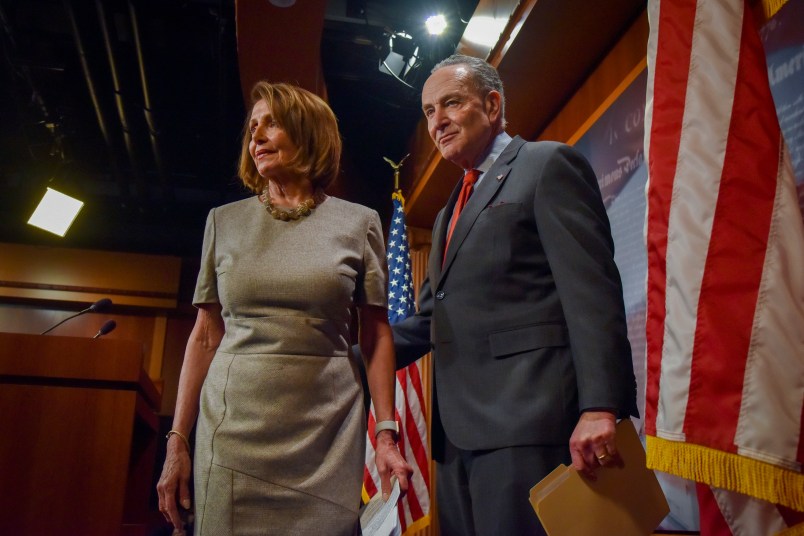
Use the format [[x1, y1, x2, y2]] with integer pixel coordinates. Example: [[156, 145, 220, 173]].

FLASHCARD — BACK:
[[359, 476, 401, 536]]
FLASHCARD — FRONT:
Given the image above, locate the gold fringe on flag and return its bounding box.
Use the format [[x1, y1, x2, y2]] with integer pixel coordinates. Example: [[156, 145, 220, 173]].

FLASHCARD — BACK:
[[403, 514, 432, 536], [646, 435, 804, 512], [749, 0, 789, 26], [775, 521, 804, 536], [757, 0, 789, 19]]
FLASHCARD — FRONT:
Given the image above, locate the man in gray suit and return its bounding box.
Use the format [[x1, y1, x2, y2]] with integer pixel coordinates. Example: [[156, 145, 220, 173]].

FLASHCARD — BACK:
[[390, 55, 638, 535]]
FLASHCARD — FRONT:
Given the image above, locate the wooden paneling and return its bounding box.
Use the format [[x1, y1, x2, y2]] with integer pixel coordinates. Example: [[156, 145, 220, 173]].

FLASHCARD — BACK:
[[0, 305, 161, 373], [0, 333, 160, 535], [159, 315, 196, 415], [235, 0, 329, 100], [0, 241, 186, 386], [539, 11, 649, 144], [0, 383, 137, 535], [0, 333, 142, 382], [0, 242, 180, 308]]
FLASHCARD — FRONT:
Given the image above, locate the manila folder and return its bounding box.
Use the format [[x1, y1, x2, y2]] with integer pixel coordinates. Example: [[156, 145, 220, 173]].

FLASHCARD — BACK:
[[528, 419, 669, 536]]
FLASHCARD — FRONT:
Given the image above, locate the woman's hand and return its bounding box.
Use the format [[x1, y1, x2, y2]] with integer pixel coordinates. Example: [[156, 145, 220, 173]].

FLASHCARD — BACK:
[[156, 437, 193, 533], [359, 305, 413, 500], [374, 430, 413, 501], [156, 304, 222, 532]]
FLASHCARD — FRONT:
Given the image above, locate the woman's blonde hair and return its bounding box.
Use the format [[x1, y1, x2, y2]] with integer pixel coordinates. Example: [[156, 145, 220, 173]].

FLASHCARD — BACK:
[[237, 82, 342, 192]]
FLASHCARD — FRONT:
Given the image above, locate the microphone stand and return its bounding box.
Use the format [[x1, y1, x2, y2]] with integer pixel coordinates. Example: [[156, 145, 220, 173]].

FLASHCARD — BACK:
[[40, 298, 113, 335]]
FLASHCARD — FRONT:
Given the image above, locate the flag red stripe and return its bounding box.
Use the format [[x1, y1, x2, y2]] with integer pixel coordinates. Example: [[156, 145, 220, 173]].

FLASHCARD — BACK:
[[401, 366, 431, 486], [682, 3, 779, 451], [363, 465, 377, 497], [695, 482, 734, 534], [391, 402, 414, 532], [365, 411, 379, 498], [394, 371, 425, 522], [397, 501, 408, 532], [401, 413, 425, 519], [645, 0, 697, 435]]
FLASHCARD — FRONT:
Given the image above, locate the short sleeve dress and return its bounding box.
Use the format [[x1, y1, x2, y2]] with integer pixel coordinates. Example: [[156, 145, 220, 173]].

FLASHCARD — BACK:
[[191, 195, 387, 535]]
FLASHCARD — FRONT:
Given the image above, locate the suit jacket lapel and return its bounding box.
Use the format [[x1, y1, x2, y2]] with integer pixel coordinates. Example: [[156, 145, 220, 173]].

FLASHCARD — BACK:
[[440, 137, 525, 278], [431, 180, 463, 284]]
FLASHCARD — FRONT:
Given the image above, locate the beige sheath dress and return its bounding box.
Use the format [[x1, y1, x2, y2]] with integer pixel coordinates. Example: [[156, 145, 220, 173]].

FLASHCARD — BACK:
[[191, 195, 388, 535]]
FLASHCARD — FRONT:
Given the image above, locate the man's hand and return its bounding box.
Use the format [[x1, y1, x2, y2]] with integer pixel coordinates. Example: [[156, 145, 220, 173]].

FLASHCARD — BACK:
[[569, 410, 620, 479]]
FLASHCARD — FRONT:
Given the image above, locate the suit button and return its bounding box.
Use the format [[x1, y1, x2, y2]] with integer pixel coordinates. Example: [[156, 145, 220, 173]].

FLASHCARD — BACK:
[[435, 291, 445, 300]]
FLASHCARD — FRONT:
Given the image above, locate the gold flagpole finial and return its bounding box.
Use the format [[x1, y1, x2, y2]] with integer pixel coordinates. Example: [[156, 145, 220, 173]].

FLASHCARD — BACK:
[[383, 153, 410, 191]]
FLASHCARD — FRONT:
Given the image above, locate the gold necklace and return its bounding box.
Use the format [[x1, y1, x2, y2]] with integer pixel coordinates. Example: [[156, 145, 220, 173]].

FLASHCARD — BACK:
[[259, 187, 316, 221]]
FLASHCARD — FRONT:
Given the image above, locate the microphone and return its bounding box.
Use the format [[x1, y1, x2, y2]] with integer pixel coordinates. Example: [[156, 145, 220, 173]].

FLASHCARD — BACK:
[[93, 320, 117, 339], [40, 298, 114, 335], [88, 298, 113, 312]]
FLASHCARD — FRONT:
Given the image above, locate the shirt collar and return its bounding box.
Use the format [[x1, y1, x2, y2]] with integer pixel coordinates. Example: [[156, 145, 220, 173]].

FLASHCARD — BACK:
[[470, 131, 513, 183]]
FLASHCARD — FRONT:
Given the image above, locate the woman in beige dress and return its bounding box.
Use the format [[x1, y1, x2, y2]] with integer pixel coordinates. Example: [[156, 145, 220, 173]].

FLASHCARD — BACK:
[[157, 82, 411, 535]]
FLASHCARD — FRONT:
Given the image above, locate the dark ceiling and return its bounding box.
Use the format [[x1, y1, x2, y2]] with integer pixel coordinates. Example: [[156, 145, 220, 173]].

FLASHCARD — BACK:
[[0, 0, 477, 258]]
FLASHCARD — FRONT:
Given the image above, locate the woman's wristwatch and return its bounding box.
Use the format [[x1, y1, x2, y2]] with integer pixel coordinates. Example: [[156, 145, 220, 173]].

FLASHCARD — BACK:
[[374, 420, 399, 440]]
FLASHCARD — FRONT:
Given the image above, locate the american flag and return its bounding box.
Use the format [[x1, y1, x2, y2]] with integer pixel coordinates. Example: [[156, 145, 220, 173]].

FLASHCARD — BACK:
[[644, 0, 804, 529], [363, 190, 431, 534]]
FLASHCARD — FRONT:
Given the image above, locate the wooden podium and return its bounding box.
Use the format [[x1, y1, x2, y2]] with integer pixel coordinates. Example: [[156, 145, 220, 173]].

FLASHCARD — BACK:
[[0, 332, 161, 536]]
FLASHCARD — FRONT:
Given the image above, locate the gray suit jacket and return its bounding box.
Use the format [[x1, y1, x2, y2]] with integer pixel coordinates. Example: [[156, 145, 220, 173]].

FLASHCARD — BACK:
[[393, 136, 638, 461]]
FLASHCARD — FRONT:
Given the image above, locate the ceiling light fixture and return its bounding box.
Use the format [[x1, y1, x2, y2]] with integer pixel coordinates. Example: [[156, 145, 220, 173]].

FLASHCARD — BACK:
[[27, 187, 84, 237], [379, 32, 419, 86], [425, 14, 447, 36]]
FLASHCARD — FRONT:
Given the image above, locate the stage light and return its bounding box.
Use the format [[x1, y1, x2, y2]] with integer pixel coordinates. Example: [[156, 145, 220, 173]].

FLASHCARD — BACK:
[[379, 32, 419, 80], [27, 187, 84, 237], [426, 14, 447, 36]]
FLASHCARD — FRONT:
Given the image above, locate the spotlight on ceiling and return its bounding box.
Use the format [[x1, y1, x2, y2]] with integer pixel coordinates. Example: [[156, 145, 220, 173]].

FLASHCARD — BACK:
[[27, 187, 84, 237], [268, 0, 296, 6], [379, 32, 419, 82], [425, 14, 447, 36]]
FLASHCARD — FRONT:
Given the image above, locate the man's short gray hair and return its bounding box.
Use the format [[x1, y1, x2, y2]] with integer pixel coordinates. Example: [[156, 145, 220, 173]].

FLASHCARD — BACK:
[[432, 54, 507, 128]]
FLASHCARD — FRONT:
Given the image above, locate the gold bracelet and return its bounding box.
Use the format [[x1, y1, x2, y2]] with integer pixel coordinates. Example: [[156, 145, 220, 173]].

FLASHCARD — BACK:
[[166, 430, 191, 452]]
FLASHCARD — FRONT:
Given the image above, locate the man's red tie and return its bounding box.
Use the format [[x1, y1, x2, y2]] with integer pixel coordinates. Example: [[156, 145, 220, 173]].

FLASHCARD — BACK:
[[443, 169, 479, 262]]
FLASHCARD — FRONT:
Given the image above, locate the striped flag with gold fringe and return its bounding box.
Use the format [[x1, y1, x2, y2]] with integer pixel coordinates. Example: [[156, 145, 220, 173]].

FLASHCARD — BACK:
[[363, 189, 430, 534], [644, 0, 804, 531]]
